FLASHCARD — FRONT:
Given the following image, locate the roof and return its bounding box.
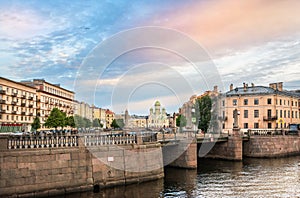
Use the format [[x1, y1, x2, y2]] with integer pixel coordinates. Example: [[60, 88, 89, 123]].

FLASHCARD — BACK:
[[226, 86, 300, 98], [105, 109, 114, 115], [0, 76, 37, 90], [155, 101, 160, 106]]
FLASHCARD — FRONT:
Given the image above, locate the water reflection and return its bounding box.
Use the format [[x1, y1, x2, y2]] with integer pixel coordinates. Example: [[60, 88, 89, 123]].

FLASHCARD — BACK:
[[164, 167, 197, 197], [51, 156, 300, 197]]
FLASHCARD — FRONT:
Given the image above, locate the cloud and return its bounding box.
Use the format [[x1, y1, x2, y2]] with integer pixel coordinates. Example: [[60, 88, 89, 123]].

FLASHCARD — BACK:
[[214, 36, 300, 88], [155, 0, 300, 55]]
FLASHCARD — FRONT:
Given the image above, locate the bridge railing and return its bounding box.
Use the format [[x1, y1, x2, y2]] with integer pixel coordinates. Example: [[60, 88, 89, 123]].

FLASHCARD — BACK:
[[6, 134, 78, 149], [247, 129, 295, 136], [83, 134, 137, 146]]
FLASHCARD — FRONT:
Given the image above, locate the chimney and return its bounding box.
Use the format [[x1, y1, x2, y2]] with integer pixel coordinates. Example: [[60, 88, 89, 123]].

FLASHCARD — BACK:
[[277, 82, 283, 91], [251, 83, 254, 87], [269, 83, 277, 90], [213, 85, 218, 93], [243, 82, 247, 91], [230, 84, 233, 91]]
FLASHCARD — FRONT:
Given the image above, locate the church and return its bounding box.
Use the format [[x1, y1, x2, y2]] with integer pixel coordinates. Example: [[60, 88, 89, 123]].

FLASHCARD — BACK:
[[148, 101, 169, 128]]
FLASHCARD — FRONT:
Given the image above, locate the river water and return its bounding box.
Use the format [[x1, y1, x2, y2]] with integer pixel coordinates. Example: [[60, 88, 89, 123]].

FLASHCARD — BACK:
[[58, 156, 300, 198]]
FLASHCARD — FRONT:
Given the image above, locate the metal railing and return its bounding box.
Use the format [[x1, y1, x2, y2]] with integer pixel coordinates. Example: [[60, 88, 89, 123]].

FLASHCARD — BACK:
[[246, 129, 297, 136], [83, 134, 136, 146], [7, 135, 78, 149]]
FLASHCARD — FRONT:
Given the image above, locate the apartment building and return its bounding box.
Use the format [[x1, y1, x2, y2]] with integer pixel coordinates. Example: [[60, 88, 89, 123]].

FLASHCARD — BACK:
[[21, 79, 74, 129], [92, 106, 106, 128], [0, 77, 37, 132], [224, 82, 300, 131], [105, 109, 115, 129]]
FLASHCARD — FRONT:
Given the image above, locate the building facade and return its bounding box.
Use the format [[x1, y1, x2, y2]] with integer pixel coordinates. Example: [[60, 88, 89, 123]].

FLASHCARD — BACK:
[[74, 101, 93, 121], [105, 109, 115, 129], [0, 77, 37, 132], [224, 82, 300, 132], [92, 106, 106, 128], [148, 101, 169, 128], [21, 79, 75, 129]]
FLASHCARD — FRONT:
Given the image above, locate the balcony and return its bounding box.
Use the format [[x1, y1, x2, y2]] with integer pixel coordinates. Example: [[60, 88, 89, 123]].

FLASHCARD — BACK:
[[0, 99, 6, 104], [29, 113, 33, 116], [28, 96, 34, 100], [12, 92, 17, 97], [29, 104, 33, 108], [263, 116, 278, 121], [21, 112, 26, 115], [0, 90, 6, 94], [12, 111, 17, 114], [0, 109, 6, 113], [21, 103, 26, 107], [11, 101, 17, 105], [21, 95, 26, 99]]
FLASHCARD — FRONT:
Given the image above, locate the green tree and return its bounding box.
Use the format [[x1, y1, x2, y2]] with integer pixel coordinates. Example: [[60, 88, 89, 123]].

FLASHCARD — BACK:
[[197, 95, 212, 133], [83, 117, 92, 128], [66, 116, 75, 128], [31, 117, 41, 131], [45, 108, 66, 130], [92, 118, 100, 127], [111, 119, 124, 129], [74, 115, 84, 128], [176, 114, 187, 132]]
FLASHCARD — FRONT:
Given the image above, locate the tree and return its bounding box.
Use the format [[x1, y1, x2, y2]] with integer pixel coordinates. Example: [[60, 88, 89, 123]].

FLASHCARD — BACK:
[[66, 116, 75, 128], [92, 118, 100, 127], [74, 115, 84, 128], [83, 117, 92, 128], [111, 119, 124, 129], [176, 114, 187, 132], [45, 108, 66, 130], [31, 117, 41, 131], [197, 95, 212, 133]]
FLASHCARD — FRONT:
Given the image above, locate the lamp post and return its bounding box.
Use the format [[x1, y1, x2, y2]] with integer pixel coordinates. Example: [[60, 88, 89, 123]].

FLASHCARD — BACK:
[[191, 106, 196, 138]]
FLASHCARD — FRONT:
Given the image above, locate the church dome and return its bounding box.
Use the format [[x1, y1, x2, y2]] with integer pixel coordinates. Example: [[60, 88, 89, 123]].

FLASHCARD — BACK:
[[155, 101, 160, 106]]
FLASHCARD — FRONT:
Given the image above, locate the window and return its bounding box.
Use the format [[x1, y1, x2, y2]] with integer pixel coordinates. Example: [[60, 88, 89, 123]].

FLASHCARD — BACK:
[[292, 111, 294, 118], [296, 112, 298, 118], [254, 123, 259, 128], [233, 99, 237, 106], [267, 98, 272, 104], [244, 99, 248, 105], [292, 101, 294, 106], [254, 110, 259, 118], [288, 111, 290, 118], [267, 109, 272, 118], [254, 99, 259, 105], [244, 110, 248, 118], [268, 123, 272, 129], [222, 100, 225, 106], [280, 110, 282, 118], [244, 123, 248, 129], [280, 99, 282, 105], [276, 110, 278, 117], [284, 110, 286, 118], [284, 100, 286, 105]]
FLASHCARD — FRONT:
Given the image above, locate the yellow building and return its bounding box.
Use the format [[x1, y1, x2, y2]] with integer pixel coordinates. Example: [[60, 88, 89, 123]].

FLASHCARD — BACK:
[[224, 82, 300, 132], [21, 79, 74, 129], [0, 77, 37, 132], [105, 109, 115, 129], [92, 106, 106, 128]]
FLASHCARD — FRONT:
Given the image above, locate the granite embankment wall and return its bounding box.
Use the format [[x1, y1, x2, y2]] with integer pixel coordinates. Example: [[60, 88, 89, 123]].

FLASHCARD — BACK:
[[243, 136, 300, 157], [199, 136, 243, 161], [0, 136, 164, 197]]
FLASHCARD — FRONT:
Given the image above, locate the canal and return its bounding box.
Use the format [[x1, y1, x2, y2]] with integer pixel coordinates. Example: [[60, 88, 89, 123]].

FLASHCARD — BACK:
[[55, 156, 300, 197]]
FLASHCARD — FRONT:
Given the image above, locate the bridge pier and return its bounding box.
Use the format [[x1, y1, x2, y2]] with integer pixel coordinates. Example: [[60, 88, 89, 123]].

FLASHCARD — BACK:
[[163, 140, 197, 169], [199, 129, 243, 161]]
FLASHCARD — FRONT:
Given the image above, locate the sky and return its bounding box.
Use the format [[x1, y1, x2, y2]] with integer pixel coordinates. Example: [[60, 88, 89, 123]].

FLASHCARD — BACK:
[[1, 0, 300, 115]]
